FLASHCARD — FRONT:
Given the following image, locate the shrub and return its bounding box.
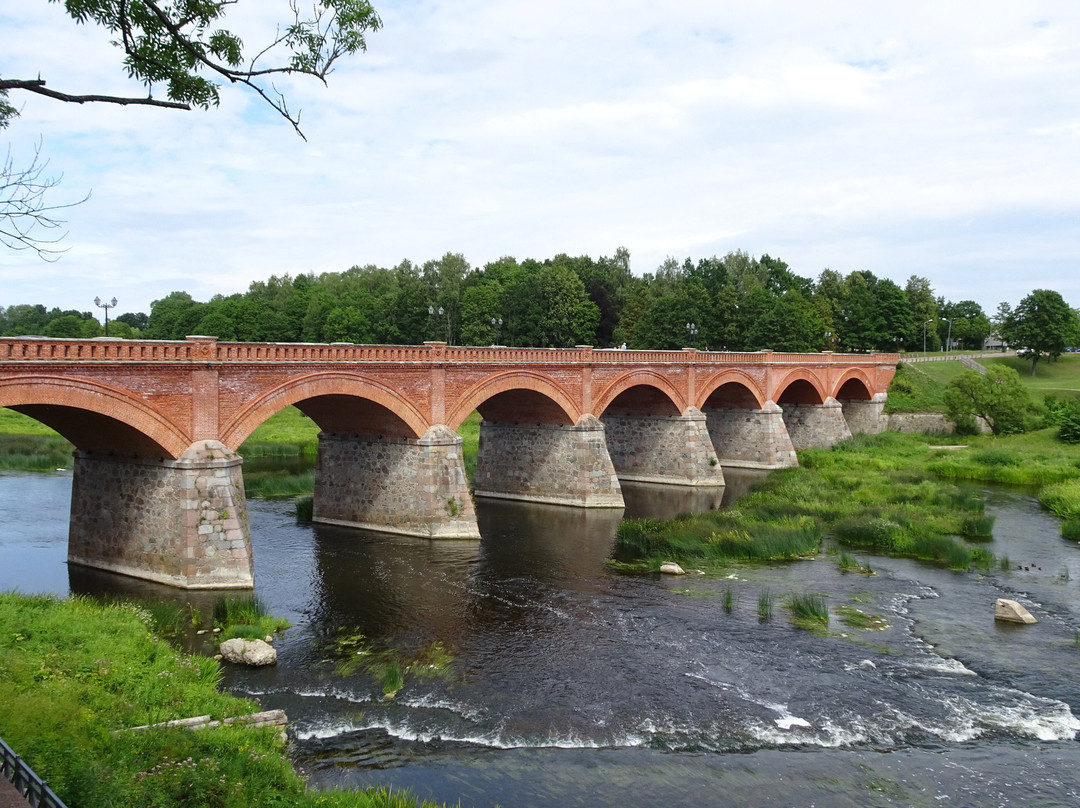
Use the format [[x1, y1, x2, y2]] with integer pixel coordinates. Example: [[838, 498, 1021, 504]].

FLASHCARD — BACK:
[[1058, 400, 1080, 445], [943, 366, 1030, 436], [1062, 519, 1080, 541]]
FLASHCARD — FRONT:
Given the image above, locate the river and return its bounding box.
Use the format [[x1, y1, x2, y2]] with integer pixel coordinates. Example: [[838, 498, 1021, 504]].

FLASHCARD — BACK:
[[1, 470, 1079, 807]]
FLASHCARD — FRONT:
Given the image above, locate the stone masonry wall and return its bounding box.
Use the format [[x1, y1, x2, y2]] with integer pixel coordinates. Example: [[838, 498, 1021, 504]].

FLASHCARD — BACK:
[[842, 394, 888, 435], [313, 425, 480, 538], [781, 397, 853, 450], [705, 401, 798, 469], [601, 408, 725, 487], [474, 415, 624, 507], [68, 440, 252, 589]]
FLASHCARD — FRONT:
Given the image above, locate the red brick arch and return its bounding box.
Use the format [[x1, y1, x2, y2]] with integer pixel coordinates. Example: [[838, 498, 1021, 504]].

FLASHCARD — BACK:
[[593, 370, 686, 417], [445, 371, 580, 430], [772, 369, 827, 405], [697, 369, 767, 410], [0, 375, 190, 458], [832, 370, 874, 401], [220, 372, 430, 448]]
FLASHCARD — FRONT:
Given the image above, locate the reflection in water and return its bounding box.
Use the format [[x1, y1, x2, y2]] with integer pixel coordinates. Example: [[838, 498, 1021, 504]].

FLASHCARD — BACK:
[[619, 469, 766, 519]]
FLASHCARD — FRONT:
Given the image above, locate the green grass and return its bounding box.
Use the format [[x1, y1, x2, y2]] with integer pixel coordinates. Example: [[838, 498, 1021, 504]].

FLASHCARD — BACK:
[[926, 428, 1080, 487], [785, 593, 829, 629], [757, 590, 773, 619], [885, 354, 1080, 417], [239, 406, 320, 455], [0, 407, 63, 435], [613, 431, 1029, 572], [983, 353, 1080, 393], [0, 593, 448, 808], [1039, 479, 1080, 520], [458, 410, 480, 486], [883, 362, 952, 413], [834, 604, 889, 631], [213, 594, 290, 642]]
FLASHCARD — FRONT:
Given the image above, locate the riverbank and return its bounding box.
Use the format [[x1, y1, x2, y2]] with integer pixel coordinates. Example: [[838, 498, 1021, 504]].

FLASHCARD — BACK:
[[616, 428, 1080, 574], [0, 592, 449, 808]]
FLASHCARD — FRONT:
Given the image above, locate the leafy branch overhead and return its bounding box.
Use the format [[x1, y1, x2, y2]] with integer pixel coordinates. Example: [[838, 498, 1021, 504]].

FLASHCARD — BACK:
[[0, 0, 382, 139]]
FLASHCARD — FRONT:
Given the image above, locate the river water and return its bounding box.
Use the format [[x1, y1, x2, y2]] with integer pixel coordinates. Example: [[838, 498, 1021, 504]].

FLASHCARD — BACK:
[[1, 470, 1079, 807]]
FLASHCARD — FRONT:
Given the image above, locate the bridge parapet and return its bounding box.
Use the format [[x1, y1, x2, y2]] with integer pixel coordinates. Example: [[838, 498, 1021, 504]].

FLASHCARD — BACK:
[[1, 335, 898, 369]]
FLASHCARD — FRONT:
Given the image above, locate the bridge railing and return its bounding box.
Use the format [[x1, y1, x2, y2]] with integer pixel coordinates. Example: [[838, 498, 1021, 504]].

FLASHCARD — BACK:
[[1, 734, 69, 808], [0, 336, 897, 366]]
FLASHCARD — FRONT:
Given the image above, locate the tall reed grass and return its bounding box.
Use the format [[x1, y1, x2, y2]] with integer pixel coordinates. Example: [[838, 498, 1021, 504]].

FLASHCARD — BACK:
[[0, 434, 74, 470]]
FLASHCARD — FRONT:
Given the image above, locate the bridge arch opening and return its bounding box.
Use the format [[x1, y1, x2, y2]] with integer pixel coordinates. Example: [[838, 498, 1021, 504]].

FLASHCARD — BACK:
[[600, 383, 722, 488], [702, 381, 763, 411], [835, 376, 873, 402], [601, 384, 682, 418], [699, 381, 796, 470], [4, 404, 174, 460], [776, 378, 825, 406], [475, 389, 576, 427], [462, 379, 620, 507], [834, 374, 886, 436]]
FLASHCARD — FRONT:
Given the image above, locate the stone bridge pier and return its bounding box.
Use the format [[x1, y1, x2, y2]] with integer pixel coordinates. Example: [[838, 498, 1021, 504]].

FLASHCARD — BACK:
[[68, 441, 253, 588], [474, 416, 624, 507], [602, 408, 725, 486], [313, 426, 479, 538]]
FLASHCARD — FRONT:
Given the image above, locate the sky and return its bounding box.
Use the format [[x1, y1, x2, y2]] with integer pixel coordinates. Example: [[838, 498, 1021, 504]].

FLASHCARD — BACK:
[[1, 1, 1078, 324]]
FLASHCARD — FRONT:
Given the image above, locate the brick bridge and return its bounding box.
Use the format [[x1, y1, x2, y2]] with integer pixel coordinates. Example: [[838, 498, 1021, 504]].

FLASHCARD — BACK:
[[1, 336, 896, 589]]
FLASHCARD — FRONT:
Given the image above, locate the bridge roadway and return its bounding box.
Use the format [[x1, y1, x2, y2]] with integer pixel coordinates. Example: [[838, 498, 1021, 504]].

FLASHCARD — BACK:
[[1, 337, 896, 589]]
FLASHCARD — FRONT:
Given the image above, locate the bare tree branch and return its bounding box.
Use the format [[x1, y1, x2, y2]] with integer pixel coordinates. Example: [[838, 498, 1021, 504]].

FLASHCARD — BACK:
[[1, 140, 90, 261]]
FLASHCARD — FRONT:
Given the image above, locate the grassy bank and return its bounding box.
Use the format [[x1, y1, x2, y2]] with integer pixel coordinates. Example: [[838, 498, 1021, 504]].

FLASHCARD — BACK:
[[885, 353, 1080, 415], [616, 428, 1080, 573], [0, 592, 447, 808]]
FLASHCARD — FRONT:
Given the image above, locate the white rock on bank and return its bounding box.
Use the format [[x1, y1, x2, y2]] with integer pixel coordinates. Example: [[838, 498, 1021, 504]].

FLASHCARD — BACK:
[[994, 598, 1037, 624], [660, 562, 686, 575], [219, 637, 278, 666]]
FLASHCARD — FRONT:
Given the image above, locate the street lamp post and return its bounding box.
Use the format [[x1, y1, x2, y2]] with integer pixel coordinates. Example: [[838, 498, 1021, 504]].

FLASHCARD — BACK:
[[94, 296, 117, 337], [686, 321, 698, 346], [942, 318, 954, 353], [428, 305, 445, 341], [491, 317, 502, 344], [824, 331, 833, 350]]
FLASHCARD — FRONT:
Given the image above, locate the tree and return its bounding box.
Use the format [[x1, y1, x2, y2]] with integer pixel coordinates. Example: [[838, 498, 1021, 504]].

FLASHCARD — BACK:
[[1001, 289, 1078, 375], [503, 262, 599, 348], [943, 366, 1030, 436], [0, 1, 382, 139], [904, 275, 939, 352]]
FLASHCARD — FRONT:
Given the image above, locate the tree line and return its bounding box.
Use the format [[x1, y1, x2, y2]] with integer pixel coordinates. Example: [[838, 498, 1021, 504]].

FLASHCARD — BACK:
[[2, 250, 1077, 362]]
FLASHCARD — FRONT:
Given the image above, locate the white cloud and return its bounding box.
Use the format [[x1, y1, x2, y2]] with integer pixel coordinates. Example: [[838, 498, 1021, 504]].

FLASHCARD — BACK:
[[1, 0, 1078, 321]]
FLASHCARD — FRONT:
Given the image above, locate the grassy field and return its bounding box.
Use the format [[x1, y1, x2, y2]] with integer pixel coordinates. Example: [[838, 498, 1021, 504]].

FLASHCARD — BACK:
[[0, 593, 449, 808], [885, 353, 1080, 414]]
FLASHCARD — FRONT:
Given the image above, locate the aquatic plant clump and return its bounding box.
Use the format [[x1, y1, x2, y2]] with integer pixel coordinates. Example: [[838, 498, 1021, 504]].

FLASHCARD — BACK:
[[785, 594, 829, 627], [616, 512, 821, 567], [613, 432, 1015, 573], [1039, 479, 1080, 520]]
